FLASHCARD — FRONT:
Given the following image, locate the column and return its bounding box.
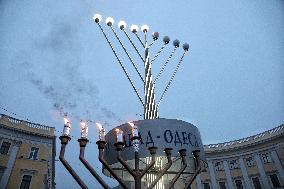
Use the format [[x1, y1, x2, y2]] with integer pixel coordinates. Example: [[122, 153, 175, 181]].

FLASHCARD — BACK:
[[207, 160, 218, 189], [195, 174, 202, 189], [239, 157, 253, 189], [0, 141, 21, 189], [270, 150, 284, 185], [254, 153, 271, 189], [223, 160, 234, 189]]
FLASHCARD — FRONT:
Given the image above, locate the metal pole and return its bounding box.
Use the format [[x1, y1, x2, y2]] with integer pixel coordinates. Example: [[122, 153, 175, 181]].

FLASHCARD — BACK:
[[59, 136, 88, 189], [78, 138, 110, 189], [147, 148, 173, 189], [97, 141, 129, 189], [134, 151, 141, 189], [184, 150, 202, 189], [166, 149, 187, 189]]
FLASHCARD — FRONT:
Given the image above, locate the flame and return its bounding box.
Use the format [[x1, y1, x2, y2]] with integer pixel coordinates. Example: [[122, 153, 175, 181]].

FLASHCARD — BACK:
[[115, 128, 120, 133], [63, 117, 69, 125], [80, 120, 87, 128], [96, 123, 103, 130], [128, 122, 135, 127]]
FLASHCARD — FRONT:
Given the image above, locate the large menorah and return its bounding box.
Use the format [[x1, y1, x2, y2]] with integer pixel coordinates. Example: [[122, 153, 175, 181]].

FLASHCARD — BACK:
[[59, 13, 206, 189], [92, 14, 189, 120]]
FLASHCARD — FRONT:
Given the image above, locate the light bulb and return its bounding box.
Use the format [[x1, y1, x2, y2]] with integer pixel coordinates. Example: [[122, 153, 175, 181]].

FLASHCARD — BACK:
[[183, 43, 189, 51], [152, 32, 159, 40], [163, 36, 170, 44], [131, 25, 138, 33], [141, 25, 149, 33], [105, 17, 114, 26], [173, 39, 180, 47], [93, 14, 102, 23], [118, 20, 127, 30]]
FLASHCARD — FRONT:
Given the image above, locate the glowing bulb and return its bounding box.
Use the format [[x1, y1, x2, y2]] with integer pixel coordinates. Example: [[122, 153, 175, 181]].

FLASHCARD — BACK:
[[130, 25, 138, 33], [93, 14, 102, 23], [141, 25, 149, 33], [118, 20, 126, 30], [105, 17, 114, 26]]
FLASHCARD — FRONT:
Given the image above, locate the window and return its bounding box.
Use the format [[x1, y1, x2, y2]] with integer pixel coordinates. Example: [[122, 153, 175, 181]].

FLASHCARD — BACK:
[[0, 141, 11, 155], [215, 162, 223, 171], [20, 175, 32, 189], [246, 157, 255, 167], [229, 160, 239, 169], [262, 153, 272, 164], [219, 181, 226, 189], [235, 180, 243, 189], [28, 147, 39, 160], [203, 183, 210, 189], [252, 177, 262, 189], [269, 174, 281, 188]]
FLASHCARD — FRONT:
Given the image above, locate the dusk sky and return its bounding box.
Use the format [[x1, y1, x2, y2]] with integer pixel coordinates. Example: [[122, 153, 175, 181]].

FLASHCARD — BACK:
[[1, 0, 283, 188]]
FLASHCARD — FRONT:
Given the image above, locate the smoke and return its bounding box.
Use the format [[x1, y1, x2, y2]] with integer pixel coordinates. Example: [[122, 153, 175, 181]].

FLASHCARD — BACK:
[[10, 6, 121, 124]]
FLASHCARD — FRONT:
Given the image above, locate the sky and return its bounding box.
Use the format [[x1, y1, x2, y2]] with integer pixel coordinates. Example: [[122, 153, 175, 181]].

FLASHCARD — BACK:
[[0, 0, 284, 188]]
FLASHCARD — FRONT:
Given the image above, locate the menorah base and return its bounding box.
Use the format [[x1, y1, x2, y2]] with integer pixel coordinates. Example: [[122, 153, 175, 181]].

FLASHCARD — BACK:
[[102, 119, 206, 186]]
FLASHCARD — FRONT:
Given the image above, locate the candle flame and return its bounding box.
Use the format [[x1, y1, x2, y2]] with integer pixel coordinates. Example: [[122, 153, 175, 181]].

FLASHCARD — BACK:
[[128, 122, 135, 127], [63, 117, 69, 125], [80, 120, 87, 128], [96, 123, 103, 130]]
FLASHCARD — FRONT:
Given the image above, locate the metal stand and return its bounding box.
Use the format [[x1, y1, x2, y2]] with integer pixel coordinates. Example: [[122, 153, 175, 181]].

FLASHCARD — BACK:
[[60, 136, 202, 189]]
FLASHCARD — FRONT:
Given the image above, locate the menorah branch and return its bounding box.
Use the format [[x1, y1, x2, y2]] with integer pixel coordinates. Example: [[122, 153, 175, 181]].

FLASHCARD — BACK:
[[110, 26, 144, 82], [59, 136, 88, 189], [147, 148, 173, 189], [154, 46, 178, 84], [96, 22, 144, 106], [157, 50, 188, 108], [116, 143, 136, 178], [78, 138, 110, 189], [151, 44, 166, 64], [184, 150, 202, 188], [122, 28, 144, 62], [141, 147, 157, 177], [97, 141, 129, 189], [135, 32, 145, 48], [166, 149, 187, 189]]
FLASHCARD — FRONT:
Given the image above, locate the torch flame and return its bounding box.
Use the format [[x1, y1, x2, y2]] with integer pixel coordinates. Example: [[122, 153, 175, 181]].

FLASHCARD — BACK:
[[128, 122, 135, 127], [115, 128, 120, 133], [63, 117, 69, 125], [96, 123, 103, 130], [80, 120, 87, 127]]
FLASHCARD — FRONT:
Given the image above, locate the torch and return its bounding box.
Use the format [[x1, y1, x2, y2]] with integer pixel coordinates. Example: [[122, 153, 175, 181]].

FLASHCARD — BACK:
[[128, 122, 140, 152], [62, 114, 71, 136]]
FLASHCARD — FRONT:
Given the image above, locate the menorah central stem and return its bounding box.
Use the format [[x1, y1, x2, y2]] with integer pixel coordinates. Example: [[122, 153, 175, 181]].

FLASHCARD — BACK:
[[144, 45, 158, 119]]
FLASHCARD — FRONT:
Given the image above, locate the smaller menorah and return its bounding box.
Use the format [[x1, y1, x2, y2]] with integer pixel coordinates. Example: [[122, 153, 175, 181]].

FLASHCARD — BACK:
[[93, 14, 189, 120], [59, 116, 203, 189]]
